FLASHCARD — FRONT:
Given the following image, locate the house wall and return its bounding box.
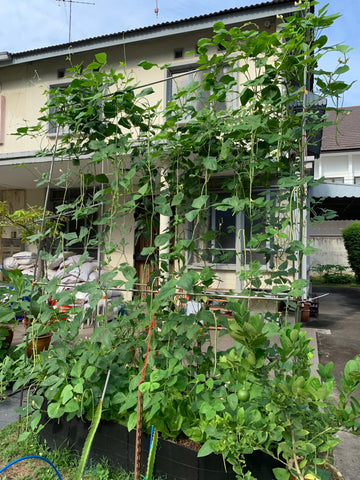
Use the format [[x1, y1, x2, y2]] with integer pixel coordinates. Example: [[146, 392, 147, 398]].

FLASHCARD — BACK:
[[309, 219, 352, 269], [315, 151, 360, 184]]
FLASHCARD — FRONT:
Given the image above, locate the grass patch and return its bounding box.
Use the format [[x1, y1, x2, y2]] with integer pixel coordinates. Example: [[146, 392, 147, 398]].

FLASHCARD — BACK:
[[0, 422, 137, 479], [310, 275, 358, 287]]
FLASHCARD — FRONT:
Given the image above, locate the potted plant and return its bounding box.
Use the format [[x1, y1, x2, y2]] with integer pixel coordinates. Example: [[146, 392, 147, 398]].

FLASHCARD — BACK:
[[0, 269, 30, 355], [0, 303, 18, 355], [0, 269, 59, 357]]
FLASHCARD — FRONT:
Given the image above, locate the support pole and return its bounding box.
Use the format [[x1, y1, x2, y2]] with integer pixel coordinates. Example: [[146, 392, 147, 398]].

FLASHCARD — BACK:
[[134, 379, 144, 480]]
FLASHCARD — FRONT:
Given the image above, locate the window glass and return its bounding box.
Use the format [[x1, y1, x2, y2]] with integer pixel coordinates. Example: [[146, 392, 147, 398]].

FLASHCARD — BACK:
[[166, 64, 234, 115], [212, 208, 236, 264]]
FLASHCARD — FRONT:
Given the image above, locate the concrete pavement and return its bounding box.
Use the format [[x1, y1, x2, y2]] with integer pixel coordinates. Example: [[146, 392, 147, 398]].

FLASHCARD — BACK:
[[303, 286, 360, 480]]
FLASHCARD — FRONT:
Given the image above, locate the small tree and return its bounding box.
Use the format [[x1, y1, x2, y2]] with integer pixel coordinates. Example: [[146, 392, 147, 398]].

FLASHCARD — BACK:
[[342, 221, 360, 282]]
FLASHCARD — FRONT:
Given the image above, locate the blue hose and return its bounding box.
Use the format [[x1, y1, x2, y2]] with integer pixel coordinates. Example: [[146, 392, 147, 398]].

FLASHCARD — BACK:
[[0, 455, 62, 479]]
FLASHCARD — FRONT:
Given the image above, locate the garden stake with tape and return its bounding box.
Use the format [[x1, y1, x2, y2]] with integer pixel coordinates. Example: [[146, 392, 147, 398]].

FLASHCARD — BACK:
[[134, 313, 155, 480], [76, 369, 111, 480]]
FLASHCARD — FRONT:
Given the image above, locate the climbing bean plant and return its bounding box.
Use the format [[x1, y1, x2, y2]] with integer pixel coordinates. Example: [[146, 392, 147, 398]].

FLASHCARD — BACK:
[[16, 2, 351, 300], [11, 2, 358, 480]]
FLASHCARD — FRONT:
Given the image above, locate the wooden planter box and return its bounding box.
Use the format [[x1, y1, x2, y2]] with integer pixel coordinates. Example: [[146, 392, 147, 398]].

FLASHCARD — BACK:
[[40, 416, 282, 480]]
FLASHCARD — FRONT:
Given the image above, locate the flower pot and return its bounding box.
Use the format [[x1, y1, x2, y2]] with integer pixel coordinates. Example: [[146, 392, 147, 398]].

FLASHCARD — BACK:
[[301, 301, 311, 322], [27, 332, 53, 358]]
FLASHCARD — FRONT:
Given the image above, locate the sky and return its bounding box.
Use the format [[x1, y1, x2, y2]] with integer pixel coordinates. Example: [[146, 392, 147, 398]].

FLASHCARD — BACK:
[[0, 0, 359, 106]]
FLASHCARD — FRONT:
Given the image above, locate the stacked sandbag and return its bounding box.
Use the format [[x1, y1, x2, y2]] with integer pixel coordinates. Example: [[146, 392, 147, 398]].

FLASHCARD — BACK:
[[3, 251, 37, 275], [47, 253, 123, 316], [47, 253, 101, 290]]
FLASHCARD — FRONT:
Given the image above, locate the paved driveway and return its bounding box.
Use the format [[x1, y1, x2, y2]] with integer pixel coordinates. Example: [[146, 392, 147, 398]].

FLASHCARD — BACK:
[[307, 285, 360, 400], [306, 285, 360, 480]]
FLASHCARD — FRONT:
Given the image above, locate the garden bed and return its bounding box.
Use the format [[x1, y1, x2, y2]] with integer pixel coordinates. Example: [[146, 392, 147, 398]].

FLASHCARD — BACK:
[[39, 417, 282, 480]]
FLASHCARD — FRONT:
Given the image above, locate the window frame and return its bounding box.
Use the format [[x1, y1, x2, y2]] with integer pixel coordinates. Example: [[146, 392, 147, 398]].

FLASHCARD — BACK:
[[47, 81, 71, 137], [165, 61, 238, 119], [324, 177, 344, 184], [186, 191, 272, 270]]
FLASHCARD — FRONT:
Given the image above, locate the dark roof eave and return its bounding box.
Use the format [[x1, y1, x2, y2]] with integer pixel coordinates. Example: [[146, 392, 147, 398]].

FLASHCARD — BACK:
[[1, 0, 296, 66], [310, 183, 360, 199]]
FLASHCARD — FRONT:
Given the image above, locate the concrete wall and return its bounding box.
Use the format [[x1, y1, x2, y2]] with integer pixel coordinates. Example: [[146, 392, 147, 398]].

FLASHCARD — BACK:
[[309, 220, 352, 268]]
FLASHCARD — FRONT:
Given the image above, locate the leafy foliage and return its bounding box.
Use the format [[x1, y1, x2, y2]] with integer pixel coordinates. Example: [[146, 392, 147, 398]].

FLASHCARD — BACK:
[[342, 222, 360, 282], [3, 2, 357, 480]]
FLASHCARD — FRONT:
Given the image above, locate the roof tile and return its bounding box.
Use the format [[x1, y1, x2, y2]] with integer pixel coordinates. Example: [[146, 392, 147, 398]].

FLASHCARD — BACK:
[[321, 106, 360, 152]]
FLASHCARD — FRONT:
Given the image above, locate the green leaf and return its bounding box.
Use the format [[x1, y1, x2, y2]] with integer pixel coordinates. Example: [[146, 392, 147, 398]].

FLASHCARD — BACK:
[[18, 431, 32, 442], [127, 411, 138, 432], [273, 468, 290, 480], [138, 60, 157, 70], [197, 439, 215, 457], [172, 192, 184, 206], [73, 380, 84, 394], [206, 377, 214, 389], [95, 52, 107, 64], [227, 392, 238, 410], [30, 411, 42, 431], [136, 87, 155, 98], [213, 21, 225, 32], [61, 384, 74, 404], [84, 366, 96, 379], [95, 174, 109, 184], [192, 195, 209, 209], [41, 375, 61, 387], [141, 246, 156, 256], [154, 233, 172, 247], [196, 383, 205, 394], [71, 363, 82, 378], [177, 271, 196, 292], [47, 403, 65, 419], [155, 204, 173, 216], [203, 157, 218, 170], [185, 209, 200, 222]]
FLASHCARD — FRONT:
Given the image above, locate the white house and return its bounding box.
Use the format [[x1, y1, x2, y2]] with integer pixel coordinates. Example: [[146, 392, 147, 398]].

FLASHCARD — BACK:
[[310, 106, 360, 268]]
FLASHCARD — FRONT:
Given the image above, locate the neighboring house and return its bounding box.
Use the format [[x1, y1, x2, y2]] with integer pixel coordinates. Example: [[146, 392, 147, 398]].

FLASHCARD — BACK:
[[310, 107, 360, 268]]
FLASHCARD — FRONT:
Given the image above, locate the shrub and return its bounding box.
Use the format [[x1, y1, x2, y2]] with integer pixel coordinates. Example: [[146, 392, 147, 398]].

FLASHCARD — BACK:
[[311, 264, 355, 285], [342, 222, 360, 282]]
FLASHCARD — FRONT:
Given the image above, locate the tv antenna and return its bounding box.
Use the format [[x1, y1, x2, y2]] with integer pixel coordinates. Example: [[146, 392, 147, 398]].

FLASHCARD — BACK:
[[57, 0, 95, 44]]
